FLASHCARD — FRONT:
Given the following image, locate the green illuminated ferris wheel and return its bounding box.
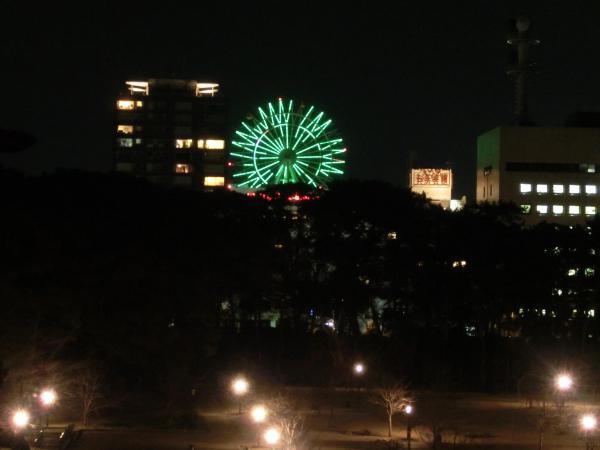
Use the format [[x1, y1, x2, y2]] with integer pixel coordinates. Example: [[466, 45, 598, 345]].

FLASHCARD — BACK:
[[231, 99, 346, 189]]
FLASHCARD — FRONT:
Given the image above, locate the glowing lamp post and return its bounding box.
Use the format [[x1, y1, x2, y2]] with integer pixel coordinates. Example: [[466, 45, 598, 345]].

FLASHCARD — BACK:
[[251, 405, 268, 423], [581, 414, 597, 450], [405, 404, 414, 450], [353, 363, 365, 375], [12, 410, 30, 430], [555, 373, 573, 408], [250, 405, 268, 445], [40, 389, 57, 407], [264, 427, 281, 449], [353, 362, 366, 391], [231, 377, 249, 414], [39, 388, 57, 428], [556, 374, 573, 392]]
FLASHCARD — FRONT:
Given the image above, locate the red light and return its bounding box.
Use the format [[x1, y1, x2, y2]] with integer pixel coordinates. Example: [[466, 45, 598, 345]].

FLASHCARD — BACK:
[[227, 162, 233, 167], [227, 184, 233, 190], [287, 193, 312, 202]]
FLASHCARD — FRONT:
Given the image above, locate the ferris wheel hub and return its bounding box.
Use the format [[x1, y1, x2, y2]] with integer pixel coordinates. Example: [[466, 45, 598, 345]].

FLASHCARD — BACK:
[[279, 149, 297, 166]]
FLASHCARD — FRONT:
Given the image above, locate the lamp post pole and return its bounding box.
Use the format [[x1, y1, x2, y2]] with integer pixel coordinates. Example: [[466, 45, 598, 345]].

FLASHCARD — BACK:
[[405, 405, 413, 450]]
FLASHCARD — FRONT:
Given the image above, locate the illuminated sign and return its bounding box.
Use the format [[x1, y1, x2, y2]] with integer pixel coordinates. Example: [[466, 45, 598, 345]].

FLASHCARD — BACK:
[[411, 169, 451, 186]]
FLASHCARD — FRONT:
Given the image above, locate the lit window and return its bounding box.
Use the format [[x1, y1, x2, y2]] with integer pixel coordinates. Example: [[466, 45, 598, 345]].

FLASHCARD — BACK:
[[581, 163, 596, 173], [175, 139, 194, 149], [117, 125, 133, 134], [197, 139, 205, 149], [204, 176, 225, 187], [205, 139, 225, 150], [553, 184, 564, 194], [567, 269, 578, 277], [520, 204, 532, 214], [135, 138, 142, 145], [387, 231, 397, 240], [136, 101, 143, 107], [126, 81, 149, 95], [196, 82, 219, 97], [520, 183, 532, 194], [585, 206, 597, 216], [569, 184, 581, 194], [553, 205, 564, 215], [117, 100, 135, 110], [586, 185, 597, 195], [589, 309, 596, 318], [536, 205, 548, 215], [585, 268, 595, 277], [568, 205, 581, 215], [536, 184, 548, 194], [118, 138, 133, 148], [175, 164, 191, 174]]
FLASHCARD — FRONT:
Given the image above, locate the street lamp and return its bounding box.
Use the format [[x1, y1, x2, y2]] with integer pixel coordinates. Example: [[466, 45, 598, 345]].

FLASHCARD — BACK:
[[555, 374, 573, 392], [231, 377, 249, 414], [40, 389, 57, 407], [12, 410, 30, 430], [264, 427, 281, 448], [251, 405, 268, 423], [250, 405, 268, 445], [353, 362, 366, 391], [581, 414, 597, 450], [404, 404, 414, 450], [555, 373, 573, 409], [39, 388, 57, 428], [353, 363, 365, 375]]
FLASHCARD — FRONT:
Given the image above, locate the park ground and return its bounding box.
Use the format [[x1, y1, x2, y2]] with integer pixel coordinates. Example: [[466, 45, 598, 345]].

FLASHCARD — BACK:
[[38, 388, 598, 450]]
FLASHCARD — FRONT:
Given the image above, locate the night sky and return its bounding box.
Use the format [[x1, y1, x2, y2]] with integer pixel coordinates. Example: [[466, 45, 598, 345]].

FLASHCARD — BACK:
[[2, 1, 600, 197]]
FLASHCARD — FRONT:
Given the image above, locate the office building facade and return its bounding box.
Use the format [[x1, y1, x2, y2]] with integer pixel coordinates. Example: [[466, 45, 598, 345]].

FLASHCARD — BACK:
[[477, 126, 600, 224]]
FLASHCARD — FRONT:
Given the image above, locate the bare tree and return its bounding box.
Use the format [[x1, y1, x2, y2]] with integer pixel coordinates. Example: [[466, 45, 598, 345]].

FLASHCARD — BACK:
[[64, 362, 112, 426], [374, 386, 411, 438], [268, 394, 305, 450]]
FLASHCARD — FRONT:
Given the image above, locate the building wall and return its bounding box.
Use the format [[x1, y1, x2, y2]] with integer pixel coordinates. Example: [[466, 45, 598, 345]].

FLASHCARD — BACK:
[[476, 127, 501, 203], [114, 79, 229, 191], [477, 126, 600, 225]]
